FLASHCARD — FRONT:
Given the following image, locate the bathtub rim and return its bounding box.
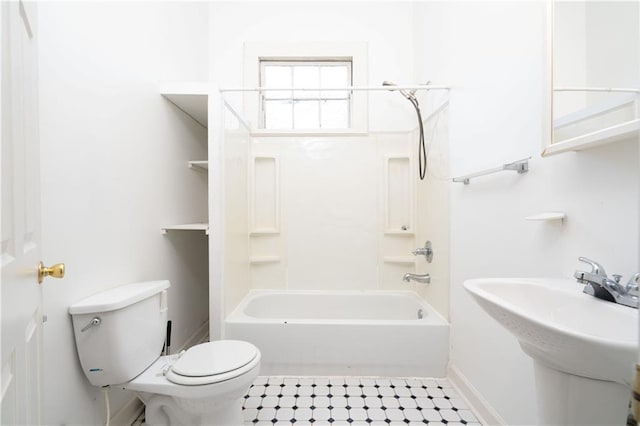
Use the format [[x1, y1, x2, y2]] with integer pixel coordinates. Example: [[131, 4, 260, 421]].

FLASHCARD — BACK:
[[225, 289, 448, 326]]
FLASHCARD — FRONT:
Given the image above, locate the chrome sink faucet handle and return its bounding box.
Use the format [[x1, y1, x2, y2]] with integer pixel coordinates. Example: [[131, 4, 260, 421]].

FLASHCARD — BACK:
[[575, 257, 626, 293], [577, 257, 607, 277], [626, 272, 640, 296]]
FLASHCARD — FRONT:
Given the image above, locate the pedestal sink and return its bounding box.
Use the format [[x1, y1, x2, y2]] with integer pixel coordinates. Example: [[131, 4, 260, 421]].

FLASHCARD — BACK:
[[464, 278, 638, 425]]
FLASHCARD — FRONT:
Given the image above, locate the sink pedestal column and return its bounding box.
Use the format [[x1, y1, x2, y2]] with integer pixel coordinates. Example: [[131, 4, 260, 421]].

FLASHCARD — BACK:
[[533, 361, 630, 425]]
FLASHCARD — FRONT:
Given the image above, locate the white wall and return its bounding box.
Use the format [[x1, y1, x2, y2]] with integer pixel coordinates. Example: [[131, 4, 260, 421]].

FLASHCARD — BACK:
[[38, 3, 209, 424], [415, 2, 639, 424]]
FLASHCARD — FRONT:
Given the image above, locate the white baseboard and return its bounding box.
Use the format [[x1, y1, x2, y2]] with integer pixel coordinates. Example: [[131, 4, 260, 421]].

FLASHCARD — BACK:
[[448, 364, 506, 426], [109, 320, 210, 425]]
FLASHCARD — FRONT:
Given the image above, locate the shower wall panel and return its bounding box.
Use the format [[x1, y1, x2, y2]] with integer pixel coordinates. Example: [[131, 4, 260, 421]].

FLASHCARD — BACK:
[[223, 105, 251, 316], [251, 137, 379, 291], [414, 105, 450, 320], [247, 131, 441, 295]]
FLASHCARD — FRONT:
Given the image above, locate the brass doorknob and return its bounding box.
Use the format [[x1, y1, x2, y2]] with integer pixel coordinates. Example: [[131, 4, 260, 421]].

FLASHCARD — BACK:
[[38, 261, 65, 284]]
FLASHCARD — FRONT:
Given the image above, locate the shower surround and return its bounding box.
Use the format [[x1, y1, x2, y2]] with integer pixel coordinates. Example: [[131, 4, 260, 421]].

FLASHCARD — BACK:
[[213, 95, 451, 376]]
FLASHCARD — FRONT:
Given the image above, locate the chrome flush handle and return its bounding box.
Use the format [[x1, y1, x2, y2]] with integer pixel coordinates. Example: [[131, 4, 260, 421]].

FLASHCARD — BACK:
[[80, 317, 101, 332]]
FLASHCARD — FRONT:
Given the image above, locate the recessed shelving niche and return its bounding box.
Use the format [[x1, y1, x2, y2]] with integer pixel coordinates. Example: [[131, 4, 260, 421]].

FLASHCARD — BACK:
[[250, 156, 280, 234], [384, 155, 413, 233]]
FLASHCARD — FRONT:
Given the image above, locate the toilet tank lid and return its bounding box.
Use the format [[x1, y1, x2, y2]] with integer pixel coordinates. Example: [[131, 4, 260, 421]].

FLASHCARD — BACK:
[[69, 280, 170, 315]]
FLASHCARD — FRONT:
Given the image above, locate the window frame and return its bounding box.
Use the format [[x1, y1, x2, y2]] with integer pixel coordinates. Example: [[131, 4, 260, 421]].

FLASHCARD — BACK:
[[259, 59, 354, 130], [243, 42, 369, 136]]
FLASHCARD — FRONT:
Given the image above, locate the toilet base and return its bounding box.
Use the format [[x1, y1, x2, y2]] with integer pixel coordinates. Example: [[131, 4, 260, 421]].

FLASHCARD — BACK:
[[124, 344, 261, 425], [138, 392, 244, 426]]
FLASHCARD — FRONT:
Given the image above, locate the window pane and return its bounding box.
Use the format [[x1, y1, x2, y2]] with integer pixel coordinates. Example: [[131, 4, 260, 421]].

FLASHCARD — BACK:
[[321, 100, 349, 128], [263, 65, 291, 99], [293, 66, 319, 99], [320, 65, 350, 99], [259, 59, 352, 130], [265, 100, 293, 129], [293, 100, 320, 129]]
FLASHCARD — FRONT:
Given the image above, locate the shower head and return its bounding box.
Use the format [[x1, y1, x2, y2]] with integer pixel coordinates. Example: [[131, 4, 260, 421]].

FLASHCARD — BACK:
[[381, 80, 417, 102]]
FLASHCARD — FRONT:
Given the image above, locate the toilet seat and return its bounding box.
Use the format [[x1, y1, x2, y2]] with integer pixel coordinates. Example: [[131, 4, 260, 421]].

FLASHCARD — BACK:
[[165, 340, 259, 386]]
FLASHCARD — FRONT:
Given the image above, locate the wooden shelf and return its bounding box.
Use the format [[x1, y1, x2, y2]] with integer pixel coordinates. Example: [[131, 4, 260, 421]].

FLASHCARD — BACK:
[[160, 82, 208, 128], [161, 223, 209, 235], [188, 161, 208, 171]]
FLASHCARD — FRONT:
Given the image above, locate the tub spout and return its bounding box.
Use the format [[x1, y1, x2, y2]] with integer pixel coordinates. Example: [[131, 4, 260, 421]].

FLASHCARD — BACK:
[[403, 273, 431, 284]]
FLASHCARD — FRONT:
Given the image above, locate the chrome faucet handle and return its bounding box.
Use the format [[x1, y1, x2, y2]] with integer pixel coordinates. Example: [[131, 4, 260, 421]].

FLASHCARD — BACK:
[[412, 241, 433, 263], [626, 272, 640, 295], [577, 257, 607, 277]]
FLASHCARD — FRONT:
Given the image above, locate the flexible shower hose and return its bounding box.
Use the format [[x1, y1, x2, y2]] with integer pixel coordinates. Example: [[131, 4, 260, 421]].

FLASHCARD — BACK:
[[409, 97, 426, 180]]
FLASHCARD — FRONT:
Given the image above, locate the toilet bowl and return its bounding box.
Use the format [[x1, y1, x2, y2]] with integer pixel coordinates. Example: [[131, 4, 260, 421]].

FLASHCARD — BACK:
[[69, 281, 261, 426], [126, 340, 261, 426]]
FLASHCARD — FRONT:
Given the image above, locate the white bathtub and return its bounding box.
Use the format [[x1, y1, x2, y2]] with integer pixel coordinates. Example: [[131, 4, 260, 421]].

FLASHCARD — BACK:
[[225, 290, 449, 377]]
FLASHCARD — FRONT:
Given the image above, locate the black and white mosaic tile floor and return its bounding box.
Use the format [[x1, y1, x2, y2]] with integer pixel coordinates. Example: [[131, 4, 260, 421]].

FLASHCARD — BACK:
[[243, 377, 482, 425]]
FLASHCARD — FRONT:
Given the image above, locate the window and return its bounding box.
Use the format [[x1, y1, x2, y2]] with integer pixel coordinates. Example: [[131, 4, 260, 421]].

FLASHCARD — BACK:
[[260, 60, 352, 130], [243, 42, 368, 134]]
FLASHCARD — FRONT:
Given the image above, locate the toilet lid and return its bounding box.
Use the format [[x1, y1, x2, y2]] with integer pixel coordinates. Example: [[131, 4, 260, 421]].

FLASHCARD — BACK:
[[170, 340, 258, 378]]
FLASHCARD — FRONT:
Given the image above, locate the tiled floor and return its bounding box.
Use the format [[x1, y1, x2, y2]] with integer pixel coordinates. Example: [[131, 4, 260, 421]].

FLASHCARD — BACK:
[[243, 377, 482, 425]]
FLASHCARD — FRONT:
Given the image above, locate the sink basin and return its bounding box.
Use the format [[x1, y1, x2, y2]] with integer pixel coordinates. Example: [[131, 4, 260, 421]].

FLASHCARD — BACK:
[[464, 278, 638, 385]]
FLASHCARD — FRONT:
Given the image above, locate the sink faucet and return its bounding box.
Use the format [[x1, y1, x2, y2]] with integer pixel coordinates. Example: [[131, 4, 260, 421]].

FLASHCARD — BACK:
[[403, 272, 431, 284], [574, 257, 639, 308]]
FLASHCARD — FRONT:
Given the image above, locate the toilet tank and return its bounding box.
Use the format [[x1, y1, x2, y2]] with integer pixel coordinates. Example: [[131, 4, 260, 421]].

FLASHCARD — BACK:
[[69, 280, 170, 387]]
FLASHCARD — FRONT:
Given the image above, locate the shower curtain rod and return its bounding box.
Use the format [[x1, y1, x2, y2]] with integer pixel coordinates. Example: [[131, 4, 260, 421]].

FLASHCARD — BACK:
[[219, 85, 450, 93]]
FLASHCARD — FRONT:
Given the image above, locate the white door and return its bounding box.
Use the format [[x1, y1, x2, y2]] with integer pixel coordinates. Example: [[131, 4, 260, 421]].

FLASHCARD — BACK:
[[1, 2, 57, 425]]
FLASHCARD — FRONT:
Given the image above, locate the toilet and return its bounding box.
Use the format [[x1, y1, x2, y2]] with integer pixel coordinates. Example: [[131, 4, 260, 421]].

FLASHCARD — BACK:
[[69, 280, 260, 426]]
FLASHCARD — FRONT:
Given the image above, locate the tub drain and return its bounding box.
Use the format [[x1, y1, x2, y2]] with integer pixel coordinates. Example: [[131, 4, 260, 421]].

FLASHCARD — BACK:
[[417, 309, 424, 319]]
